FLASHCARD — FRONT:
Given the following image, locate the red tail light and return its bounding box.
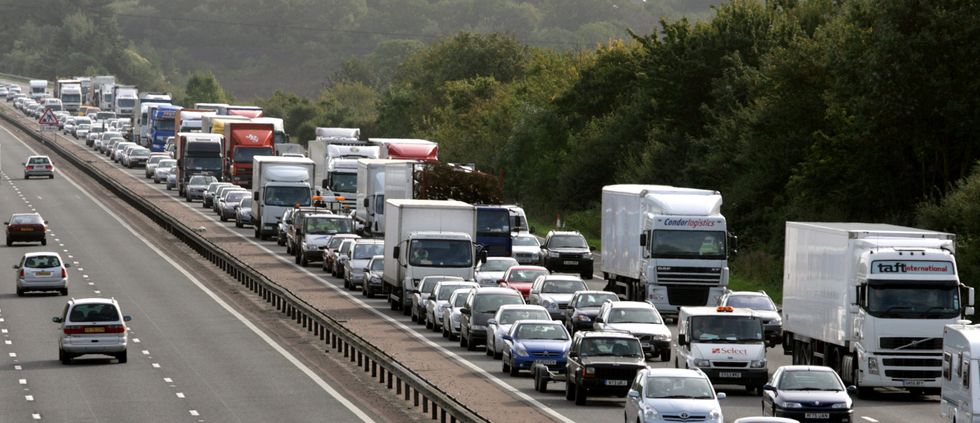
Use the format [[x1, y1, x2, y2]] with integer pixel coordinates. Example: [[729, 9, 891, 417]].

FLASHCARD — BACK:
[[63, 325, 125, 335], [63, 325, 84, 335], [19, 269, 24, 278], [61, 267, 67, 278], [46, 165, 52, 170], [25, 165, 32, 170], [105, 325, 126, 334]]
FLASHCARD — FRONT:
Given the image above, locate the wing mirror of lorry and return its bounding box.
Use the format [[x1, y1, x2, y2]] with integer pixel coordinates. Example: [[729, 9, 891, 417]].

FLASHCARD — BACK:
[[728, 233, 739, 256], [529, 225, 536, 234], [640, 233, 647, 247], [479, 249, 488, 264], [969, 287, 976, 307], [678, 334, 687, 346], [460, 308, 471, 316], [392, 246, 400, 260], [363, 198, 369, 207], [253, 192, 258, 201]]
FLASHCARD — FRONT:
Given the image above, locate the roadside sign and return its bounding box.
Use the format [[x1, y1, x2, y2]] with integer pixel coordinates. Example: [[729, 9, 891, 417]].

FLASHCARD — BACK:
[[38, 108, 59, 131]]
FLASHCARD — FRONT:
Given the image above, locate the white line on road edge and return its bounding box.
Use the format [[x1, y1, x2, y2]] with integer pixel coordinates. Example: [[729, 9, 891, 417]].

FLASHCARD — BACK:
[[0, 125, 377, 423], [861, 417, 879, 423]]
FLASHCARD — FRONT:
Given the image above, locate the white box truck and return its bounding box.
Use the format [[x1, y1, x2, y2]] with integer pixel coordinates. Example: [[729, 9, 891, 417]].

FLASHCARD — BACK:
[[355, 159, 412, 236], [112, 85, 138, 118], [601, 185, 733, 318], [940, 321, 980, 423], [782, 222, 975, 396], [29, 79, 47, 100], [251, 156, 316, 240], [383, 199, 479, 313], [308, 133, 378, 210]]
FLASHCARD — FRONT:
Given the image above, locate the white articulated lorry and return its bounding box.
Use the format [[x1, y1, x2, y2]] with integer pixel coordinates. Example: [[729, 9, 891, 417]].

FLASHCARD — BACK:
[[383, 199, 480, 314], [251, 156, 316, 240], [782, 222, 975, 397], [308, 128, 378, 210], [355, 159, 412, 236], [601, 185, 733, 319], [940, 321, 980, 423]]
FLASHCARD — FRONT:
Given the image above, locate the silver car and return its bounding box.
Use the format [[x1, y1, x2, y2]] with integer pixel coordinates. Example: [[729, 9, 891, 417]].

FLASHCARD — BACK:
[[624, 368, 725, 423], [442, 288, 472, 341], [426, 281, 479, 332], [15, 252, 69, 296], [73, 123, 91, 139], [218, 190, 250, 221], [235, 197, 254, 228], [413, 276, 464, 325], [153, 159, 176, 184], [343, 239, 385, 289], [361, 255, 385, 298], [486, 304, 551, 359], [23, 155, 54, 179], [185, 175, 219, 201], [145, 154, 169, 178], [166, 172, 177, 191], [124, 147, 150, 168], [53, 297, 132, 364], [203, 182, 232, 208]]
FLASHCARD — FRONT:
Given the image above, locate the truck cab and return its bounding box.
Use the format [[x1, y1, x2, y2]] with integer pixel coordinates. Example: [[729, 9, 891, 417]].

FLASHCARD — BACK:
[[941, 322, 980, 423], [476, 206, 512, 257], [675, 306, 768, 395], [151, 105, 182, 152]]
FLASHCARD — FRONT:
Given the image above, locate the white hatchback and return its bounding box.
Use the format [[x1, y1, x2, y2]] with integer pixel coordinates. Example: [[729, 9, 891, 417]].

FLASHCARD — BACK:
[[15, 252, 69, 296], [53, 297, 132, 364]]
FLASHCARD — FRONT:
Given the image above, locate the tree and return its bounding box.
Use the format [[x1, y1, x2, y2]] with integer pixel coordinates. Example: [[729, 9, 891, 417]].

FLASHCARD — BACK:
[[182, 71, 230, 105]]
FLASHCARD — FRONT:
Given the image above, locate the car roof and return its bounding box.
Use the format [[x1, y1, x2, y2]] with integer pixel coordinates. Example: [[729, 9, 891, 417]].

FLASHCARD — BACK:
[[540, 275, 584, 282], [727, 291, 770, 298], [23, 251, 62, 258], [497, 304, 547, 312], [777, 365, 836, 373], [512, 319, 563, 327], [353, 239, 383, 244], [574, 290, 618, 297], [641, 367, 709, 378], [606, 301, 655, 309], [575, 331, 636, 340], [472, 287, 522, 295], [548, 230, 582, 236], [507, 265, 547, 271], [68, 297, 119, 306]]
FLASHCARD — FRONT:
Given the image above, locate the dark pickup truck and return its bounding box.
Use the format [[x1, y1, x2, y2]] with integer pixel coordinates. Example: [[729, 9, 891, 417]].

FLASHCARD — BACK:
[[564, 331, 646, 405]]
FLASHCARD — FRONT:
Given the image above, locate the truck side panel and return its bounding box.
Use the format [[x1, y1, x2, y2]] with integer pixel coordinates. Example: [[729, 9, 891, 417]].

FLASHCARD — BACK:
[[601, 188, 644, 280]]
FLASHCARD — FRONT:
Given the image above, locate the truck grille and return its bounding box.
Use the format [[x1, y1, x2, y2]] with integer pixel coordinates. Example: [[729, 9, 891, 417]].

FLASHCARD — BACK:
[[882, 358, 943, 367], [711, 361, 748, 368], [879, 337, 942, 350], [666, 286, 710, 306], [655, 266, 722, 285], [884, 369, 941, 379]]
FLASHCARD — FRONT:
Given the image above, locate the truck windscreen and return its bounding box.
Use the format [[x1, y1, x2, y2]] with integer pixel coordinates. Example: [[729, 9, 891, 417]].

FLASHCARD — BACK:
[[62, 94, 81, 103], [327, 172, 357, 193], [690, 316, 762, 342], [477, 210, 510, 235], [408, 239, 472, 267], [234, 147, 274, 163], [118, 99, 135, 108], [651, 230, 726, 259], [153, 120, 175, 131], [184, 157, 222, 171], [264, 186, 311, 207], [866, 283, 960, 319]]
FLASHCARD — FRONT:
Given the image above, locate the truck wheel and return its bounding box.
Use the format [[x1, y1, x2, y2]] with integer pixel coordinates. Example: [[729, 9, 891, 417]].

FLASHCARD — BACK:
[[565, 382, 575, 401]]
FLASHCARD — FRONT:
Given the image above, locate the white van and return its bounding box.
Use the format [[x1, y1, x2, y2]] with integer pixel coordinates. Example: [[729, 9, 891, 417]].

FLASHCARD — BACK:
[[940, 321, 980, 423], [674, 306, 768, 395]]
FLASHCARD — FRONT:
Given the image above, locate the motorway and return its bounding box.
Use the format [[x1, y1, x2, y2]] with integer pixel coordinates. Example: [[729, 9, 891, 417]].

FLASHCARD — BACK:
[[0, 102, 943, 422]]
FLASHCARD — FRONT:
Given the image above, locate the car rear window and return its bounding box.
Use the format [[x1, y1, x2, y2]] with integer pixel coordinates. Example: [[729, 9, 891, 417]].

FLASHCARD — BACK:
[[10, 214, 43, 224], [68, 304, 120, 322], [474, 294, 523, 313], [28, 157, 50, 165], [25, 255, 60, 268]]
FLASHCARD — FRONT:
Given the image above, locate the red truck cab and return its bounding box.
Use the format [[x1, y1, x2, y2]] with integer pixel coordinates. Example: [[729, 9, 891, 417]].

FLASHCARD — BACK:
[[223, 122, 275, 188]]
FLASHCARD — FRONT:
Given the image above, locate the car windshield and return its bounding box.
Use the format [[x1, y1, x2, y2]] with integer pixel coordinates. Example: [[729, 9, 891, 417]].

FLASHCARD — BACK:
[[131, 149, 149, 157], [507, 269, 548, 283], [480, 259, 518, 272], [607, 307, 662, 324], [157, 160, 176, 169], [727, 295, 776, 311], [305, 217, 353, 235], [225, 192, 247, 203], [370, 258, 384, 271], [498, 309, 550, 325], [240, 198, 252, 207], [436, 284, 468, 301], [452, 292, 469, 307], [866, 282, 961, 319], [408, 239, 473, 267], [353, 243, 384, 259], [690, 316, 763, 342], [327, 236, 349, 250], [68, 304, 120, 323], [651, 230, 727, 260], [515, 323, 568, 340], [513, 236, 539, 247], [473, 294, 523, 314], [576, 293, 619, 308], [580, 338, 643, 357], [778, 371, 844, 391], [9, 214, 43, 225], [148, 156, 165, 165], [644, 377, 714, 399], [549, 235, 587, 249], [24, 255, 61, 268], [419, 279, 440, 294], [541, 280, 587, 294], [264, 186, 311, 207]]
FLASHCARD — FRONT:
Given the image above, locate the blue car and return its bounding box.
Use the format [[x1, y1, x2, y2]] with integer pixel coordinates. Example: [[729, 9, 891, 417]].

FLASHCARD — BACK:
[[501, 320, 571, 377]]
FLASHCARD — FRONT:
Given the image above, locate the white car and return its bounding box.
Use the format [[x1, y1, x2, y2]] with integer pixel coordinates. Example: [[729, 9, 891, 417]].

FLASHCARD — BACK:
[[426, 281, 479, 332], [511, 234, 543, 265], [485, 304, 550, 359], [15, 252, 70, 296], [153, 159, 176, 184], [475, 256, 519, 287], [442, 288, 471, 341], [413, 275, 464, 324], [625, 368, 725, 423], [53, 297, 132, 364], [594, 301, 672, 361], [527, 275, 588, 322]]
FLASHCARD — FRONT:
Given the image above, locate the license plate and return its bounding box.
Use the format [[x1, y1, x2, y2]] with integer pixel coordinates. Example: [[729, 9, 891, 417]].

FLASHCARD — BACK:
[[35, 272, 51, 277], [84, 327, 105, 333], [805, 413, 830, 419], [719, 372, 742, 378], [563, 260, 578, 265], [902, 380, 925, 387], [20, 228, 33, 231], [535, 360, 557, 366], [604, 379, 628, 386]]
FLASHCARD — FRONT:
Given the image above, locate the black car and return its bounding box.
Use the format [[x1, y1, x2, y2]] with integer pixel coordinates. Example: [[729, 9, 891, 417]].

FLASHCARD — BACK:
[[563, 290, 620, 334], [540, 230, 594, 279], [762, 365, 856, 422], [459, 287, 525, 351], [564, 332, 646, 405]]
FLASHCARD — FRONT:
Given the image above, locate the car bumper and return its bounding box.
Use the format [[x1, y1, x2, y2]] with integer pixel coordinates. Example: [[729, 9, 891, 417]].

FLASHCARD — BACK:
[[187, 189, 205, 199], [701, 368, 768, 386], [512, 355, 565, 371], [764, 325, 783, 343], [24, 169, 53, 177], [640, 339, 671, 355], [301, 249, 325, 261], [18, 278, 67, 291], [7, 232, 45, 242], [61, 337, 127, 354], [577, 378, 633, 396], [773, 408, 853, 422], [544, 258, 593, 273], [365, 279, 383, 294]]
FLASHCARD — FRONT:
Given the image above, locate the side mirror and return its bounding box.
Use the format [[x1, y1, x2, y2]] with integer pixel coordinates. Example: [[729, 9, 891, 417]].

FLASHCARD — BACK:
[[52, 317, 62, 323], [502, 334, 512, 341], [12, 264, 19, 269], [487, 318, 497, 326], [716, 392, 726, 400], [393, 246, 400, 259], [639, 233, 647, 247], [967, 306, 976, 316], [478, 249, 488, 264], [64, 263, 71, 268], [846, 385, 857, 395], [678, 334, 688, 346], [763, 384, 776, 392], [728, 233, 739, 256], [123, 315, 133, 322], [460, 308, 471, 316], [568, 351, 577, 358], [253, 192, 258, 201], [969, 287, 976, 307], [627, 390, 641, 399]]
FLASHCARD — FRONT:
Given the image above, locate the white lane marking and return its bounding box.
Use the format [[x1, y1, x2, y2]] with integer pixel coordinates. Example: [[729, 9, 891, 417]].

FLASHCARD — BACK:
[[861, 417, 879, 423], [82, 275, 89, 278], [151, 363, 160, 368], [8, 352, 16, 358], [31, 413, 40, 420], [176, 392, 185, 399], [14, 365, 22, 370], [189, 410, 199, 416], [4, 340, 10, 345], [87, 282, 94, 286], [1, 329, 7, 334], [0, 318, 4, 322], [163, 377, 173, 383], [132, 338, 140, 343], [24, 395, 33, 401], [19, 379, 26, 385], [142, 350, 150, 355], [93, 290, 100, 295]]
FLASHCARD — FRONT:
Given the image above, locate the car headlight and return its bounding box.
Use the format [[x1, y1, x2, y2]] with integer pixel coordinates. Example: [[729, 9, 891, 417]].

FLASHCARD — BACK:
[[584, 366, 596, 376], [652, 334, 671, 341], [694, 359, 711, 367], [548, 251, 559, 258], [515, 343, 529, 357], [643, 407, 659, 419], [831, 402, 849, 409], [708, 409, 722, 422], [583, 251, 592, 259], [750, 359, 767, 368], [868, 356, 879, 375], [783, 402, 803, 409], [573, 314, 592, 322]]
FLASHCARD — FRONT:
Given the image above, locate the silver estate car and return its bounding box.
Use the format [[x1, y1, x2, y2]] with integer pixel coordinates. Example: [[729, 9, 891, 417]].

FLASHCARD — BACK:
[[15, 252, 70, 296], [53, 297, 132, 364], [23, 155, 54, 179]]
